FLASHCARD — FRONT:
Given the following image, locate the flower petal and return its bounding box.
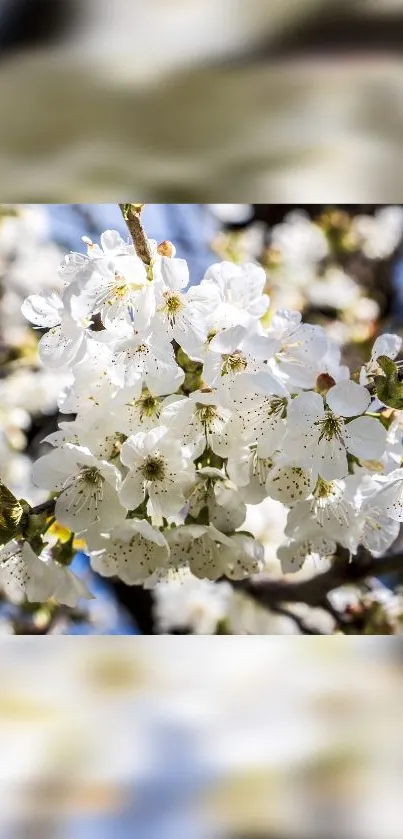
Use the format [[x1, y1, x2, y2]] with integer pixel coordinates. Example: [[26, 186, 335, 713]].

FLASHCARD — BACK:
[[371, 333, 402, 361], [21, 293, 62, 328], [327, 380, 370, 417], [343, 416, 386, 460]]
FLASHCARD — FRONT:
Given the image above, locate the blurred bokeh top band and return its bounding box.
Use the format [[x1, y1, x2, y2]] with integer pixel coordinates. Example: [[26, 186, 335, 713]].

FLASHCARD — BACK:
[[1, 1, 403, 200]]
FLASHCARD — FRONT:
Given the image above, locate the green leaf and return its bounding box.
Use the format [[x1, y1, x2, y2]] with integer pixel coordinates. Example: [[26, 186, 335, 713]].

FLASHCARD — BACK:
[[0, 481, 25, 545], [50, 534, 75, 567], [373, 355, 403, 410]]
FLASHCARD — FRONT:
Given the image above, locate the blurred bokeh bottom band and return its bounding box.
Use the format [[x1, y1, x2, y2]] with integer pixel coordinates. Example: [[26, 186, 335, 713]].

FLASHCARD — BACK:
[[0, 636, 401, 839]]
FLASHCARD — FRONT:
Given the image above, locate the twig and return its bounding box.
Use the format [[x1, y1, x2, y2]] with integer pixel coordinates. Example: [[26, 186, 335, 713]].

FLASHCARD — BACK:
[[119, 204, 153, 266], [268, 603, 326, 635]]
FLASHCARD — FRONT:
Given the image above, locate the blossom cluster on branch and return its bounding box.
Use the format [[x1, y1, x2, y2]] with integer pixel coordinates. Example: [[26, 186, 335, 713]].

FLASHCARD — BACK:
[[0, 205, 402, 621], [213, 206, 403, 349]]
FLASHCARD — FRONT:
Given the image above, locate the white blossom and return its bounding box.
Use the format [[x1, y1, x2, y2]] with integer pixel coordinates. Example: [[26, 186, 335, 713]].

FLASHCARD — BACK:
[[32, 444, 125, 533], [285, 388, 386, 481], [119, 426, 195, 517]]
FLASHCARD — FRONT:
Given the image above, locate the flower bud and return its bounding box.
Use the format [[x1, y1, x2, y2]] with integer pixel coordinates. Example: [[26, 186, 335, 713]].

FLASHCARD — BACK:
[[315, 373, 336, 396], [157, 240, 176, 258]]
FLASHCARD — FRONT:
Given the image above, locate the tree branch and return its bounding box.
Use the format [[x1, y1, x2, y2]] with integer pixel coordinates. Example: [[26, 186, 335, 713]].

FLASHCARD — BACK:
[[30, 498, 56, 516], [268, 603, 326, 635], [235, 546, 403, 611]]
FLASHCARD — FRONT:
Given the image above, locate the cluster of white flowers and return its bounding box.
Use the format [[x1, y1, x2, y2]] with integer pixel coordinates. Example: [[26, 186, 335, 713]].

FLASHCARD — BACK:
[[0, 208, 71, 503], [0, 207, 92, 609], [214, 207, 403, 347], [0, 218, 399, 616]]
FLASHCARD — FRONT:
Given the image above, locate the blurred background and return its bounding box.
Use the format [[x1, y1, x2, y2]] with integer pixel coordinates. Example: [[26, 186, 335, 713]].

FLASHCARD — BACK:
[[0, 636, 401, 838], [1, 2, 403, 198], [2, 203, 403, 635]]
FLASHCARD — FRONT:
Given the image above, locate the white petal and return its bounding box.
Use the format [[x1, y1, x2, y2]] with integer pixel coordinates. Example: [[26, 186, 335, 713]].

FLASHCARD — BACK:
[[101, 229, 125, 253], [32, 448, 76, 491], [327, 380, 370, 417], [120, 433, 147, 466], [287, 391, 324, 432], [142, 426, 170, 456], [362, 511, 399, 556], [21, 293, 62, 328], [96, 486, 126, 530], [148, 480, 185, 517], [313, 436, 348, 481], [371, 333, 402, 361], [160, 256, 189, 290], [266, 466, 314, 505], [209, 325, 247, 354], [343, 416, 387, 460], [256, 415, 287, 458], [52, 565, 92, 606], [242, 334, 280, 360], [220, 534, 264, 580], [247, 371, 289, 398], [119, 470, 145, 511], [372, 480, 403, 522], [39, 325, 83, 368], [130, 519, 170, 550]]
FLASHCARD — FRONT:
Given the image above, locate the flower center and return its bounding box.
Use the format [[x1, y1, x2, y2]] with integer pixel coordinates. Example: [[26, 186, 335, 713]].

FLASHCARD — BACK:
[[316, 411, 343, 442], [267, 396, 287, 418], [221, 352, 247, 376], [135, 392, 160, 421], [311, 477, 348, 525], [162, 292, 184, 324], [195, 403, 219, 429], [80, 467, 104, 486], [114, 283, 129, 299], [141, 454, 166, 481], [314, 476, 335, 499]]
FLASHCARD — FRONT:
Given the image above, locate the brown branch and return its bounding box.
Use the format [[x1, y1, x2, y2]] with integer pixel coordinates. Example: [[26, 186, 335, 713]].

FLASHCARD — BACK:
[[268, 603, 326, 635], [30, 498, 56, 516], [119, 204, 153, 266], [235, 546, 403, 611]]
